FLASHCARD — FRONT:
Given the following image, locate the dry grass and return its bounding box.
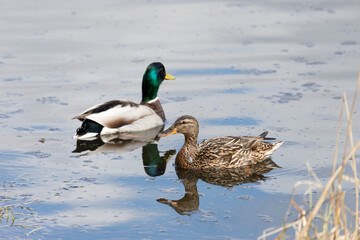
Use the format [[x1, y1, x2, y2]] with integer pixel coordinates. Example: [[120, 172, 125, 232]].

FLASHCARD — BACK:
[[0, 205, 15, 227], [259, 75, 360, 240], [1, 186, 41, 235]]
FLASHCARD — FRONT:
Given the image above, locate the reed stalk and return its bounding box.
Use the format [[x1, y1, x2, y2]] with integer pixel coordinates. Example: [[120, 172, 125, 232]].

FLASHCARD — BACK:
[[259, 75, 360, 240]]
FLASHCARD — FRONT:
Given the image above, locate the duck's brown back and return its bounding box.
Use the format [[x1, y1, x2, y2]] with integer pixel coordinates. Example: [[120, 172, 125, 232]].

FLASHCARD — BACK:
[[195, 136, 277, 168]]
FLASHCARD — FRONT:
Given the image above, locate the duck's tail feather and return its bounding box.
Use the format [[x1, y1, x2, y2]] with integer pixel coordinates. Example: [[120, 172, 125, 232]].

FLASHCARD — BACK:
[[73, 119, 104, 140], [259, 131, 268, 138], [259, 131, 277, 141]]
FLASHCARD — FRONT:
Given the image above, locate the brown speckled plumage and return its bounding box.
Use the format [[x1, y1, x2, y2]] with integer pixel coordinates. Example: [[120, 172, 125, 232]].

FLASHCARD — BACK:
[[158, 115, 283, 169]]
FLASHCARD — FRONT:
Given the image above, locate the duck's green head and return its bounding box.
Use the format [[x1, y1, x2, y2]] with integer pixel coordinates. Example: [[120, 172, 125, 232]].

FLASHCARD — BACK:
[[142, 62, 175, 102]]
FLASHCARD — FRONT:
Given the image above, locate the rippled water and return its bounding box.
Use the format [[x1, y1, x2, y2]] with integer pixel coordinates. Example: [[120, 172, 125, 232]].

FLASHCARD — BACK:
[[1, 0, 360, 239]]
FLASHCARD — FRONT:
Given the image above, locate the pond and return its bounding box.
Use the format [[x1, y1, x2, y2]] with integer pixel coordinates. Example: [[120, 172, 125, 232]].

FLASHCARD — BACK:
[[1, 0, 360, 239]]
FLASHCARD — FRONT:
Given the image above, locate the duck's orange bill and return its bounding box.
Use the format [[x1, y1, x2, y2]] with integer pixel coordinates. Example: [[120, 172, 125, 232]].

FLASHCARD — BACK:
[[158, 128, 177, 137]]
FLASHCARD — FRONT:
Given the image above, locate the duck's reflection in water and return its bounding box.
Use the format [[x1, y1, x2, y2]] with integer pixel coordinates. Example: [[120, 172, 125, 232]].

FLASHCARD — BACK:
[[73, 125, 164, 154], [72, 126, 176, 177], [157, 159, 280, 215], [142, 143, 176, 177]]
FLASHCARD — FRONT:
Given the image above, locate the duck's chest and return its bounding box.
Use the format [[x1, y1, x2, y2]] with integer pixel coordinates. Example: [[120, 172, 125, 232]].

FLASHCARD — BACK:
[[175, 145, 201, 169], [141, 98, 166, 122]]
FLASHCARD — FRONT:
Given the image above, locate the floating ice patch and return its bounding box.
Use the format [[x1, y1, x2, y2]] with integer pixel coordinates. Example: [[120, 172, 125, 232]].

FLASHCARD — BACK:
[[290, 57, 326, 65], [37, 96, 68, 105], [30, 125, 61, 131], [301, 82, 322, 92], [259, 92, 303, 104], [25, 151, 51, 159], [14, 127, 33, 131], [237, 195, 254, 200]]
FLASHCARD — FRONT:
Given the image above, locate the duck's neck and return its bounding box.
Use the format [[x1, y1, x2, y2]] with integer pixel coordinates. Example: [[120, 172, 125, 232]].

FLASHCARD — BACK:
[[141, 93, 158, 103], [141, 76, 161, 103], [175, 133, 199, 168]]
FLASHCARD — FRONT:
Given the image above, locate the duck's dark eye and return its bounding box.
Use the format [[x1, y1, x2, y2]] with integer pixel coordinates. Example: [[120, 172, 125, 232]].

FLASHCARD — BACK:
[[180, 121, 185, 125], [158, 69, 165, 80]]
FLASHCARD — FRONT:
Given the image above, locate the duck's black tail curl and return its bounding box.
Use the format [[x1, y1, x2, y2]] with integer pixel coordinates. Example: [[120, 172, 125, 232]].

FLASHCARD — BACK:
[[74, 119, 104, 139], [259, 131, 277, 141]]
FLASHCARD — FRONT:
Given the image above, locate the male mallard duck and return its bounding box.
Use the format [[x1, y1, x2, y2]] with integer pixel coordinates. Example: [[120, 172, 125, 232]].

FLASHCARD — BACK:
[[73, 62, 175, 139], [158, 115, 283, 169]]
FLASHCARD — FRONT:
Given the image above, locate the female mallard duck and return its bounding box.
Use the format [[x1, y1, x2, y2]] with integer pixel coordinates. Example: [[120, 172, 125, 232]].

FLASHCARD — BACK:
[[158, 115, 283, 169], [73, 62, 175, 139]]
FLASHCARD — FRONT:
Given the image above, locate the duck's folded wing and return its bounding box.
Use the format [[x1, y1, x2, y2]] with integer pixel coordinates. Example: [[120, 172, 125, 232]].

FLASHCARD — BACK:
[[74, 100, 155, 128], [198, 136, 263, 151], [197, 136, 265, 167]]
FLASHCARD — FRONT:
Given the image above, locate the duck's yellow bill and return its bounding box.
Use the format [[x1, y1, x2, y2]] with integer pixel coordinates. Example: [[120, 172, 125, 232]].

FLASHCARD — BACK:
[[158, 128, 177, 137], [165, 73, 176, 80]]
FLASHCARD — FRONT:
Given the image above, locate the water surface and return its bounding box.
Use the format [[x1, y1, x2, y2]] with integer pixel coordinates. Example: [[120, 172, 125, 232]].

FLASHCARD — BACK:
[[1, 0, 360, 239]]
